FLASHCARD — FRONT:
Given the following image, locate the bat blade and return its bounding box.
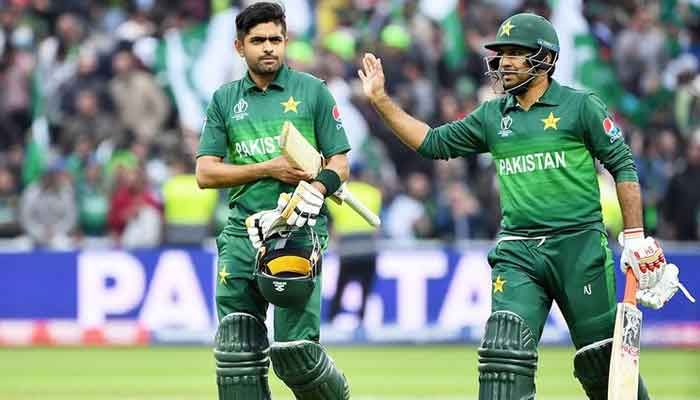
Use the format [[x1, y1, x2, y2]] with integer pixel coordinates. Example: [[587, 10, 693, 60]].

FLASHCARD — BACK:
[[280, 121, 323, 176], [608, 269, 642, 400], [279, 120, 381, 227]]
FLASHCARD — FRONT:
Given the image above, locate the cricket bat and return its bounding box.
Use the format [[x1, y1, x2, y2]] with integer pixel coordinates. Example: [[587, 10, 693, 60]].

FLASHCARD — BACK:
[[280, 121, 381, 227], [608, 268, 642, 400]]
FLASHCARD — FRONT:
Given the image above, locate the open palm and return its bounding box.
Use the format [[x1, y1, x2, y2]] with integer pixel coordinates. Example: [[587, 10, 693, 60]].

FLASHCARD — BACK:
[[358, 53, 386, 102]]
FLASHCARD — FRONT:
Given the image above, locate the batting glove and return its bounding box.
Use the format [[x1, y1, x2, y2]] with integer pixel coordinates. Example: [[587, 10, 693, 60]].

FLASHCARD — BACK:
[[636, 264, 696, 309], [619, 228, 666, 290], [281, 180, 324, 227], [245, 193, 291, 249]]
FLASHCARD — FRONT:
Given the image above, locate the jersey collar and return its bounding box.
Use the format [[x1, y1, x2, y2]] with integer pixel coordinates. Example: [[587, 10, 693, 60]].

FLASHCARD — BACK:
[[503, 79, 562, 111], [243, 64, 290, 92]]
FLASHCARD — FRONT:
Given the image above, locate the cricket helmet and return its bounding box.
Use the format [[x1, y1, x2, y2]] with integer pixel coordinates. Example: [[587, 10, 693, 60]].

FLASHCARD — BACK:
[[255, 226, 321, 308], [483, 13, 560, 94]]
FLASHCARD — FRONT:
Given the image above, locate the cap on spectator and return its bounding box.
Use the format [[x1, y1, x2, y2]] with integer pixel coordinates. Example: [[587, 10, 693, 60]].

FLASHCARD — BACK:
[[287, 40, 315, 65], [380, 24, 411, 50], [323, 30, 356, 61]]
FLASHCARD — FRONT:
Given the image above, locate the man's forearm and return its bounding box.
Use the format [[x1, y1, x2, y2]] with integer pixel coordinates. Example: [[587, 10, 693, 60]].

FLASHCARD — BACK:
[[196, 158, 268, 188], [616, 181, 644, 229], [371, 94, 431, 150]]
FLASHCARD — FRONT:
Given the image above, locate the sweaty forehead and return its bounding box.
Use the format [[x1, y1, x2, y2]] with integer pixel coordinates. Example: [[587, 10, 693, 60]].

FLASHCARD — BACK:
[[246, 22, 285, 38]]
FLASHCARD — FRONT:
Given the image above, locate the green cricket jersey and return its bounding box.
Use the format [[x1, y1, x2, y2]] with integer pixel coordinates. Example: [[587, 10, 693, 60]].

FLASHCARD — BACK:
[[418, 79, 637, 236], [197, 64, 351, 236]]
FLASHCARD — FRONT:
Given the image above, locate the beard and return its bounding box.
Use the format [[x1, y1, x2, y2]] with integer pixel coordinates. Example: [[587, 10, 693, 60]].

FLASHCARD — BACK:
[[250, 56, 281, 76], [501, 71, 530, 90]]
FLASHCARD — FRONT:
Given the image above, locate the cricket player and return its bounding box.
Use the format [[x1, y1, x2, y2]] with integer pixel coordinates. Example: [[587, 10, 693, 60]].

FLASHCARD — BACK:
[[196, 3, 351, 399], [359, 12, 689, 399]]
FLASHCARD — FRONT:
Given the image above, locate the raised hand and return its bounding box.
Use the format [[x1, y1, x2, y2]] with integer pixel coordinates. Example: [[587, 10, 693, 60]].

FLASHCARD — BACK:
[[358, 53, 387, 102]]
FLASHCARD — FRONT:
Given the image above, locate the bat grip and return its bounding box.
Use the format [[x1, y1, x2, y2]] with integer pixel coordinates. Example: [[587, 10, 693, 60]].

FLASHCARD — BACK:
[[344, 194, 381, 227], [623, 268, 638, 305]]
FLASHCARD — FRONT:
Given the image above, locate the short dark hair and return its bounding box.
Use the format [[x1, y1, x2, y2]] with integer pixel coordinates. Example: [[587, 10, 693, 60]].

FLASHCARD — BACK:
[[236, 2, 286, 40]]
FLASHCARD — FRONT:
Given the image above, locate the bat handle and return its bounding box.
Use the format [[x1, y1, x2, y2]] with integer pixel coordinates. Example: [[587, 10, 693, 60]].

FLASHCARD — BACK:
[[344, 194, 381, 227], [623, 268, 638, 305]]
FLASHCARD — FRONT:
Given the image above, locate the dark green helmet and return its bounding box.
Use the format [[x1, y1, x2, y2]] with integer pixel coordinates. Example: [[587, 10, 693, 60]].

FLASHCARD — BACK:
[[483, 13, 559, 95], [255, 226, 321, 309], [484, 13, 559, 53]]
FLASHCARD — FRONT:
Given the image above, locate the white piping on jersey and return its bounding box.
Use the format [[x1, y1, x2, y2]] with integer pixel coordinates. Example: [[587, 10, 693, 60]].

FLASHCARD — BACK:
[[497, 235, 548, 247]]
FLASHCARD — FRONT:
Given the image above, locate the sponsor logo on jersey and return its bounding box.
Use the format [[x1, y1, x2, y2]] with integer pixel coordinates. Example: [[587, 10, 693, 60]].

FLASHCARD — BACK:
[[232, 99, 249, 121], [332, 105, 343, 130], [498, 115, 513, 137], [497, 151, 567, 176], [603, 117, 622, 143]]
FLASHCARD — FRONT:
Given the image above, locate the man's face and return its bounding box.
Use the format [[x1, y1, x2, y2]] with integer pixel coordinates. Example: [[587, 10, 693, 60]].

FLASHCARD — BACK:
[[236, 22, 287, 76], [495, 46, 533, 90]]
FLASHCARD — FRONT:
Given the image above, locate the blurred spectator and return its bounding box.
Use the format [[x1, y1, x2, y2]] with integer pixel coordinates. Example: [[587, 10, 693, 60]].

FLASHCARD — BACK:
[[59, 49, 109, 118], [36, 12, 85, 124], [434, 181, 484, 240], [674, 70, 700, 139], [107, 166, 162, 248], [77, 160, 109, 238], [108, 47, 170, 144], [60, 88, 124, 154], [161, 156, 217, 245], [662, 131, 700, 240], [0, 23, 34, 150], [613, 7, 667, 96], [635, 130, 675, 234], [64, 135, 94, 188], [0, 164, 22, 238], [19, 160, 77, 248], [383, 171, 435, 239]]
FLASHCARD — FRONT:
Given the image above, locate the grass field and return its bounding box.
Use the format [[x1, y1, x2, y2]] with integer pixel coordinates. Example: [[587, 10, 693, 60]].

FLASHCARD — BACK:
[[0, 346, 698, 399]]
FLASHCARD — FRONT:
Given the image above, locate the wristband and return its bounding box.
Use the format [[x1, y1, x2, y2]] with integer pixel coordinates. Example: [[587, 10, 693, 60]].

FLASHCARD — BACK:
[[623, 228, 644, 240], [314, 169, 341, 197]]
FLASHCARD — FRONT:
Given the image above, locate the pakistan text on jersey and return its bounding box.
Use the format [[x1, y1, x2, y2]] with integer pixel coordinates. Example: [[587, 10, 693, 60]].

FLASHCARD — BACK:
[[498, 151, 567, 176], [234, 136, 281, 158]]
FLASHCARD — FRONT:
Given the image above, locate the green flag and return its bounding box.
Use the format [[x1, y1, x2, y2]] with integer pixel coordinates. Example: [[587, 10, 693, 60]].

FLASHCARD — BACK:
[[22, 65, 49, 186]]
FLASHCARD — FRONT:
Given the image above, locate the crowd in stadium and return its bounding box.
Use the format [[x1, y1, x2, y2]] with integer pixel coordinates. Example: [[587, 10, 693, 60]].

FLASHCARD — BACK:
[[0, 0, 699, 249]]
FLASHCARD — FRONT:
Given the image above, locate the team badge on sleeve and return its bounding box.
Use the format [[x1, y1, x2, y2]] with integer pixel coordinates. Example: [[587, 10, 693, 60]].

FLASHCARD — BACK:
[[332, 105, 343, 130], [603, 116, 623, 143], [332, 105, 342, 122]]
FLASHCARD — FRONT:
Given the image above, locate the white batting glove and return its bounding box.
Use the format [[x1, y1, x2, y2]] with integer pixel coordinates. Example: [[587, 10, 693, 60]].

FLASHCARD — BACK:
[[637, 264, 696, 309], [245, 193, 291, 249], [281, 180, 324, 227], [618, 229, 666, 290]]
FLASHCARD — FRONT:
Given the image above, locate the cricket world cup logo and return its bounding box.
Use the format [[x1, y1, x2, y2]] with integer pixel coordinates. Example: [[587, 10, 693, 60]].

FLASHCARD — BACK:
[[233, 99, 249, 121], [498, 115, 513, 137]]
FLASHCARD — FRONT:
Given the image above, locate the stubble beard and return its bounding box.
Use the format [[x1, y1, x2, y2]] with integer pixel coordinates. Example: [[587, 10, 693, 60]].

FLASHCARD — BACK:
[[251, 58, 280, 77]]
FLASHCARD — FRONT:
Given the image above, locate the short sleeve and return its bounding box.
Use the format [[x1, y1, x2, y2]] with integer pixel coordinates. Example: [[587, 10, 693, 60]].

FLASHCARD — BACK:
[[197, 92, 228, 158], [580, 94, 638, 182], [314, 83, 351, 158], [417, 103, 489, 159]]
